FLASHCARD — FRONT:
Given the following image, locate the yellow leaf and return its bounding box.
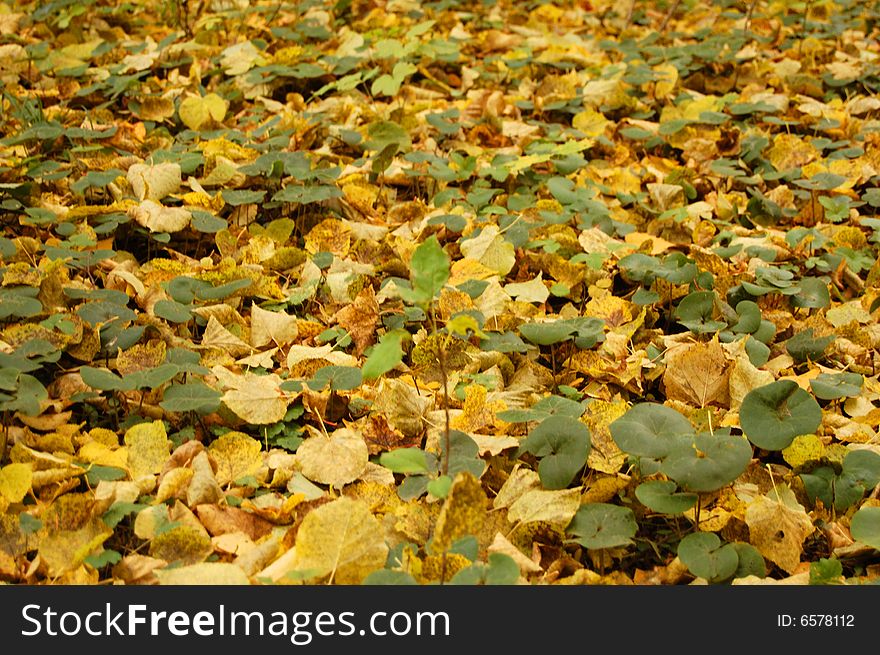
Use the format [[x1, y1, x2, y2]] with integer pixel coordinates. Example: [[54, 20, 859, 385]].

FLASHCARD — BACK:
[[744, 486, 815, 574], [179, 93, 228, 131], [149, 525, 213, 564], [128, 199, 191, 233], [38, 519, 112, 577], [77, 441, 128, 469], [504, 274, 549, 304], [156, 467, 194, 503], [0, 463, 32, 503], [493, 466, 541, 510], [459, 225, 515, 276], [781, 435, 826, 470], [766, 133, 819, 171], [220, 372, 290, 425], [432, 472, 488, 554], [126, 162, 181, 202], [203, 316, 254, 357], [251, 303, 299, 348], [652, 63, 678, 99], [208, 431, 264, 486], [156, 562, 250, 585], [124, 420, 171, 479], [507, 488, 581, 527], [572, 109, 610, 137], [296, 427, 368, 487], [292, 497, 388, 584], [584, 399, 629, 474]]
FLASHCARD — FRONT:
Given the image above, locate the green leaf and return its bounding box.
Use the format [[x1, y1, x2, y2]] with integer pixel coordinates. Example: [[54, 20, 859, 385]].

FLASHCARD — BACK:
[[362, 330, 406, 380], [80, 366, 131, 391], [379, 448, 430, 475], [731, 543, 766, 579], [519, 415, 591, 490], [609, 403, 693, 459], [566, 503, 637, 550], [809, 557, 843, 585], [740, 380, 822, 450], [785, 328, 834, 364], [519, 321, 576, 346], [427, 475, 453, 498], [0, 287, 43, 319], [634, 480, 698, 514], [449, 553, 520, 585], [850, 506, 880, 550], [362, 570, 418, 585], [809, 372, 863, 400], [307, 365, 362, 391], [660, 429, 752, 493], [84, 549, 122, 569], [160, 381, 222, 414], [677, 532, 738, 582], [791, 277, 830, 309], [221, 189, 266, 206], [675, 291, 727, 334], [403, 235, 449, 307], [153, 299, 193, 323]]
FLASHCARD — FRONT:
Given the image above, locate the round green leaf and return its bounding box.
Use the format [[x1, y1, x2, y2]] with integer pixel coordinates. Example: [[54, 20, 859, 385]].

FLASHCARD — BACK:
[[160, 381, 222, 414], [740, 380, 822, 450], [379, 448, 429, 475], [791, 277, 830, 309], [850, 506, 880, 550], [520, 415, 591, 489], [660, 430, 753, 492], [609, 403, 693, 459], [519, 321, 576, 346], [731, 542, 766, 579], [635, 480, 698, 514], [567, 503, 637, 550], [731, 301, 761, 334], [677, 532, 738, 582], [307, 365, 362, 391], [809, 372, 863, 400], [674, 291, 727, 334]]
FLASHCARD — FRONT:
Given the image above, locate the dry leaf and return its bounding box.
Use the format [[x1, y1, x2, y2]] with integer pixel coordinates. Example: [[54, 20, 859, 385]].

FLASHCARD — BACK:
[[744, 485, 815, 574], [291, 497, 388, 584], [432, 472, 488, 554], [663, 339, 730, 408], [295, 427, 368, 488], [507, 488, 581, 527], [128, 199, 191, 233]]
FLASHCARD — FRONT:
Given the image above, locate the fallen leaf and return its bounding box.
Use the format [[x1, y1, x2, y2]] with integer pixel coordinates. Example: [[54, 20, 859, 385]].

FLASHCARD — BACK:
[[156, 562, 249, 585], [744, 485, 815, 574], [128, 199, 191, 233], [291, 497, 388, 584], [663, 339, 730, 408], [127, 162, 181, 202], [207, 431, 264, 486], [124, 420, 171, 479], [431, 472, 488, 554], [296, 427, 368, 487], [507, 488, 581, 528]]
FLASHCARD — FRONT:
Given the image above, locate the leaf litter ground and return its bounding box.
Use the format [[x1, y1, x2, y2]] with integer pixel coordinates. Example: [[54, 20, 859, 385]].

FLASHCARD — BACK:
[[1, 0, 880, 585]]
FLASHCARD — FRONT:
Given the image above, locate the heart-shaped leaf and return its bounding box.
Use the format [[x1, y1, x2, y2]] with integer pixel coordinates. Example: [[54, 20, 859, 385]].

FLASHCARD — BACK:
[[850, 506, 880, 550], [740, 380, 822, 450], [660, 429, 753, 492], [609, 403, 693, 459], [566, 503, 637, 550], [677, 532, 738, 582], [519, 415, 590, 489], [635, 480, 698, 514], [809, 372, 863, 400]]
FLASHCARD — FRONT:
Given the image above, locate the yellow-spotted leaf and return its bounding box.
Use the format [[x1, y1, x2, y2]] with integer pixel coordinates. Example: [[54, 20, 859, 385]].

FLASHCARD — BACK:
[[124, 421, 171, 479]]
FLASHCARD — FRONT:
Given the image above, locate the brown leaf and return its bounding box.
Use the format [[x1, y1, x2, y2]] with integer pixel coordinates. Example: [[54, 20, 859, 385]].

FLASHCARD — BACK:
[[333, 284, 379, 356], [663, 339, 730, 408], [194, 505, 275, 541], [360, 414, 421, 455]]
